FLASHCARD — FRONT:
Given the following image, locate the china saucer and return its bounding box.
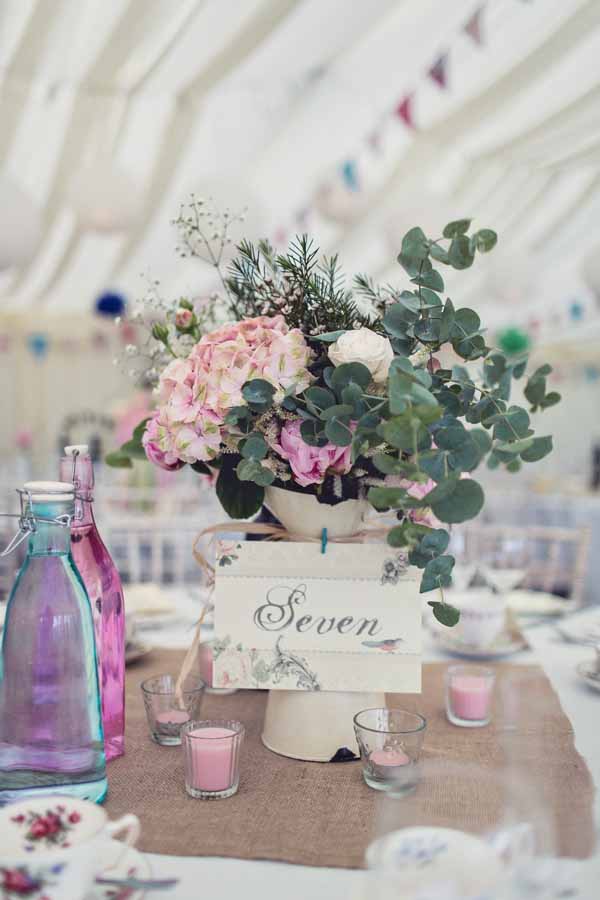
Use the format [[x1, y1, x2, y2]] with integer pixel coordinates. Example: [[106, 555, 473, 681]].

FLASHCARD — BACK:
[[430, 627, 527, 659], [576, 660, 600, 693], [86, 840, 151, 899]]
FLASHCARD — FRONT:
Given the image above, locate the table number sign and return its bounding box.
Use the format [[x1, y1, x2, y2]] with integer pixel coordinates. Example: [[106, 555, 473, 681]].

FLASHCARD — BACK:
[[212, 540, 422, 692]]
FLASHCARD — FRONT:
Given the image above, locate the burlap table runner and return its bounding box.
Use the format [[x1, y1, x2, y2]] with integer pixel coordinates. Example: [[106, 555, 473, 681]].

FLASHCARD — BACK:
[[104, 649, 595, 867]]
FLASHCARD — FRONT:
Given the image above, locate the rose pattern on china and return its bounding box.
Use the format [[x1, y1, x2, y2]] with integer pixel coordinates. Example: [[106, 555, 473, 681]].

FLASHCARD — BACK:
[[10, 806, 81, 852], [0, 862, 64, 898]]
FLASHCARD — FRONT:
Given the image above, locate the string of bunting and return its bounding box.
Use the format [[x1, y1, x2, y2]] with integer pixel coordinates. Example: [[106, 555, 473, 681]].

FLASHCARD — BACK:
[[272, 2, 526, 243]]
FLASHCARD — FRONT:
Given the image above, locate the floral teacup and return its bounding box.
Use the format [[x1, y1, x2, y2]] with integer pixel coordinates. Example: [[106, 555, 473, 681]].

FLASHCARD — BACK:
[[0, 796, 140, 900]]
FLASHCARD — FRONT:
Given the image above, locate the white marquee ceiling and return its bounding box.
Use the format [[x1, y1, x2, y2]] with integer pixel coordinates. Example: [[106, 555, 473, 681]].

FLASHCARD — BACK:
[[1, 0, 599, 338]]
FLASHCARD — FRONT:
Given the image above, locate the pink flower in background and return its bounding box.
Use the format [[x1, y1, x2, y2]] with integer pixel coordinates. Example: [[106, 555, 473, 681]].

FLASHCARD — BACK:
[[175, 307, 193, 329], [148, 315, 313, 467], [401, 477, 441, 529], [15, 428, 33, 451], [142, 413, 185, 471], [271, 419, 352, 487]]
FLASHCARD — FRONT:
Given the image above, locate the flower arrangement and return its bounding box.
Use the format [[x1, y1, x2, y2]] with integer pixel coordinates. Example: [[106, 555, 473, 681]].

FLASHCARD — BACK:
[[109, 199, 560, 625]]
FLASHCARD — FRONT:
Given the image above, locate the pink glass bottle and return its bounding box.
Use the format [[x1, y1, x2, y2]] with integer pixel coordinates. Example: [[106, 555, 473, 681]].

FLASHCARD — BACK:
[[60, 446, 125, 760]]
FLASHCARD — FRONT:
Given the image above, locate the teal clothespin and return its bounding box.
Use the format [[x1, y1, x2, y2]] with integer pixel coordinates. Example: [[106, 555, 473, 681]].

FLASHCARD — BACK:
[[321, 527, 328, 554]]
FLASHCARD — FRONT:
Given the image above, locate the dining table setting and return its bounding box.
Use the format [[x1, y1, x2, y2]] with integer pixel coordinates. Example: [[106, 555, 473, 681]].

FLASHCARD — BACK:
[[96, 574, 600, 900]]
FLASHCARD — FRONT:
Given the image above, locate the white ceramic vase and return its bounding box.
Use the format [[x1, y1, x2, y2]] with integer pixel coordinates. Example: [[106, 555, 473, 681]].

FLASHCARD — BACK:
[[260, 486, 386, 762]]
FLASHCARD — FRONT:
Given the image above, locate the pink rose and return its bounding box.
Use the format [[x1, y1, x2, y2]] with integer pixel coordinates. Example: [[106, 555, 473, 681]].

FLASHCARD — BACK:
[[28, 819, 49, 839], [272, 419, 352, 488], [175, 308, 193, 329], [142, 414, 185, 471]]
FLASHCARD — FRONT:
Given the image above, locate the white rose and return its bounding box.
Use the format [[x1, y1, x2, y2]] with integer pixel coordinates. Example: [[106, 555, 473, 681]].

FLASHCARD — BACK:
[[328, 328, 393, 384]]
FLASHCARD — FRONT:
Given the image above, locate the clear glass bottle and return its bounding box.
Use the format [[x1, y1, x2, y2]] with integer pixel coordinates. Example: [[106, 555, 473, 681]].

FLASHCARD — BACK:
[[0, 482, 107, 804], [60, 446, 125, 761]]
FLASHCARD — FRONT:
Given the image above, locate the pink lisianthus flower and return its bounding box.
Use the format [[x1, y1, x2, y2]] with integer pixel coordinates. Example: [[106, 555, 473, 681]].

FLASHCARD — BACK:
[[142, 413, 185, 471], [271, 419, 353, 488]]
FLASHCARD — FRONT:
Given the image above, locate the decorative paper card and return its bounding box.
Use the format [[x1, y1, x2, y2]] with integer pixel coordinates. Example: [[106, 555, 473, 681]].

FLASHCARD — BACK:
[[213, 540, 422, 693]]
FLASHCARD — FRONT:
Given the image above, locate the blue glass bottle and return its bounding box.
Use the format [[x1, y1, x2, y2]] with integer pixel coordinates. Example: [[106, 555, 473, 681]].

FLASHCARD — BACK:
[[0, 481, 107, 805]]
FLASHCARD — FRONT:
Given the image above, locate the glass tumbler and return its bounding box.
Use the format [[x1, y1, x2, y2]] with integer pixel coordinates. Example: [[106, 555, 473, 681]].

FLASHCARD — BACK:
[[353, 708, 426, 793], [182, 719, 245, 800], [445, 665, 495, 727], [141, 674, 204, 746]]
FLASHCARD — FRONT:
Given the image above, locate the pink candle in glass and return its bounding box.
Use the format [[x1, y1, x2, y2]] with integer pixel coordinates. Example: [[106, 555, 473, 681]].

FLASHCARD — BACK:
[[446, 666, 495, 725], [182, 720, 245, 799], [155, 709, 190, 733], [369, 748, 411, 768], [187, 727, 234, 791]]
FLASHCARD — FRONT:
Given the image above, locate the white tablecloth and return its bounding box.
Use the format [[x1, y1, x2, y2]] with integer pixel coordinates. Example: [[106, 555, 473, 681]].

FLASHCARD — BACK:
[[131, 598, 600, 899]]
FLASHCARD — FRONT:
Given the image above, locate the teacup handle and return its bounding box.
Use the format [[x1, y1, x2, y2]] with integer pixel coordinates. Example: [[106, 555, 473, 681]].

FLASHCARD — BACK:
[[105, 813, 140, 848]]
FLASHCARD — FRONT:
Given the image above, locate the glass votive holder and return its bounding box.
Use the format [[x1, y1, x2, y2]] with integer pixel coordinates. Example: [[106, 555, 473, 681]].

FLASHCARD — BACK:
[[182, 719, 245, 800], [353, 708, 426, 794], [445, 664, 495, 727], [141, 673, 205, 746]]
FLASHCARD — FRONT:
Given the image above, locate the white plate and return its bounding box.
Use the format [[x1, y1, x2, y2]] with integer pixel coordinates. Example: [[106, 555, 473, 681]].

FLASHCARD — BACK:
[[556, 616, 600, 647], [431, 626, 527, 659], [125, 642, 153, 665], [366, 827, 504, 897], [506, 590, 573, 618], [86, 839, 151, 900], [576, 660, 600, 693]]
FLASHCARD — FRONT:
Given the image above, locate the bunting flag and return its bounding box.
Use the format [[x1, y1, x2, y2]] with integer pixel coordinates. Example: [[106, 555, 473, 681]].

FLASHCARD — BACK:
[[284, 0, 522, 232], [340, 159, 360, 191], [395, 94, 415, 129], [428, 53, 448, 89], [367, 129, 382, 154], [464, 5, 484, 46]]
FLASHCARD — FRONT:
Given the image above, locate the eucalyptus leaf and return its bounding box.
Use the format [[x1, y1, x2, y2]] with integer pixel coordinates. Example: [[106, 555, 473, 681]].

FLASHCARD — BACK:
[[325, 417, 353, 446], [428, 601, 460, 627], [300, 419, 328, 447], [420, 555, 455, 592], [242, 378, 276, 408], [448, 235, 475, 270], [520, 435, 553, 462], [471, 229, 498, 252], [241, 433, 268, 460], [105, 449, 133, 468], [443, 219, 472, 238], [430, 478, 485, 524], [411, 267, 444, 292]]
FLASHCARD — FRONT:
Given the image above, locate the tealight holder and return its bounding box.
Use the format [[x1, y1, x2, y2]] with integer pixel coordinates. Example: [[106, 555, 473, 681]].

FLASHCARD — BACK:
[[182, 719, 245, 800], [141, 674, 204, 746], [445, 665, 495, 728], [353, 708, 426, 794]]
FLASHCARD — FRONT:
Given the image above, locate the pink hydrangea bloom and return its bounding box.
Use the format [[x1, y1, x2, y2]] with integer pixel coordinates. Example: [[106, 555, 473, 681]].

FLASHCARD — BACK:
[[146, 315, 313, 467], [142, 413, 185, 471], [271, 419, 352, 487]]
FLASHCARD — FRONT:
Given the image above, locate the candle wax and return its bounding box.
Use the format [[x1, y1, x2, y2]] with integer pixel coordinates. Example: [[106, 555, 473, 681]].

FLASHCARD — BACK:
[[449, 675, 492, 721], [187, 727, 235, 792], [155, 709, 190, 733], [369, 748, 411, 767]]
